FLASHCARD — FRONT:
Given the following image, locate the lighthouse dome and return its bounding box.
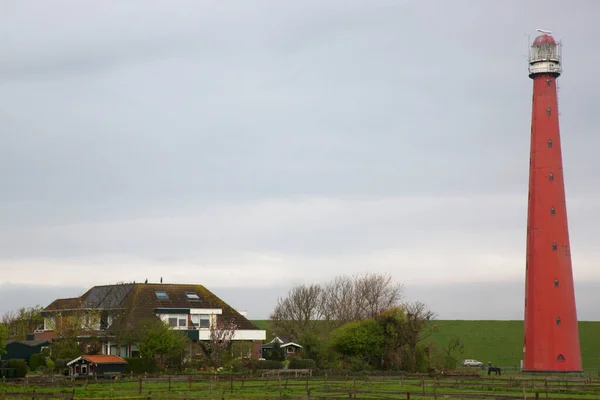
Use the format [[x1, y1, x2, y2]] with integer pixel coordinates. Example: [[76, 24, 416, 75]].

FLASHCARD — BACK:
[[533, 34, 557, 46]]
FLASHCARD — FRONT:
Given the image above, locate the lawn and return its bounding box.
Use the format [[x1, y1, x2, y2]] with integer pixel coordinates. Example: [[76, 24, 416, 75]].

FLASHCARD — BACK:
[[252, 320, 600, 370]]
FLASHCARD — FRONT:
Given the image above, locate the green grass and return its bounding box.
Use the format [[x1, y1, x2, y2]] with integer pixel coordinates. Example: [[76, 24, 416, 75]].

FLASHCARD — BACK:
[[5, 375, 600, 399], [252, 320, 600, 370]]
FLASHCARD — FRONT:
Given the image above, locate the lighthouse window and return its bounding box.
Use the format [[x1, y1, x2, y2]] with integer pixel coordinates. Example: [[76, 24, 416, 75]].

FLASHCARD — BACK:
[[546, 107, 552, 116], [549, 172, 554, 181], [550, 207, 556, 215], [557, 354, 565, 361], [546, 79, 551, 86], [552, 242, 557, 250], [556, 317, 561, 325], [554, 279, 559, 287], [548, 139, 553, 148]]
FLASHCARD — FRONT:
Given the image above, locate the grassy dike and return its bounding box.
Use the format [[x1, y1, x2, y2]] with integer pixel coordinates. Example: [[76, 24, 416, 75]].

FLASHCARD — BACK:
[[251, 320, 600, 370]]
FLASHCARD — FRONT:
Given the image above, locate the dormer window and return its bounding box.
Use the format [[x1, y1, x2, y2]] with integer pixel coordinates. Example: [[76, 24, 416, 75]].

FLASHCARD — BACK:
[[185, 292, 200, 300], [155, 291, 169, 300]]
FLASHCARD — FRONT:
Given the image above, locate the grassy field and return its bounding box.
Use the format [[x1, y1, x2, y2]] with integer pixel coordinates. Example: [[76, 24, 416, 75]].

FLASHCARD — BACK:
[[252, 320, 600, 370], [4, 374, 600, 399]]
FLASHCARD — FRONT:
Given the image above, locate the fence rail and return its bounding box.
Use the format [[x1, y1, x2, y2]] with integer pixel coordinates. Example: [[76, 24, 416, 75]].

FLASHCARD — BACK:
[[2, 373, 600, 400]]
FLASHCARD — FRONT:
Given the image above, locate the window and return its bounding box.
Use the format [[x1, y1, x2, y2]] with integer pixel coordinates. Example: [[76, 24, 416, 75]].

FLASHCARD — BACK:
[[287, 347, 295, 353], [546, 79, 551, 86], [167, 314, 187, 328], [552, 242, 557, 251], [556, 317, 561, 325], [554, 279, 559, 287], [200, 315, 210, 329], [549, 172, 554, 181], [185, 292, 200, 300], [548, 139, 553, 148], [179, 316, 187, 328], [557, 354, 565, 361], [155, 291, 169, 300], [550, 207, 556, 216], [546, 107, 552, 116], [190, 314, 210, 329]]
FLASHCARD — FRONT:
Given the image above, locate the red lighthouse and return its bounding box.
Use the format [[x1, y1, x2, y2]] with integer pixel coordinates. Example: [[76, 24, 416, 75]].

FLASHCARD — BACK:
[[523, 30, 582, 373]]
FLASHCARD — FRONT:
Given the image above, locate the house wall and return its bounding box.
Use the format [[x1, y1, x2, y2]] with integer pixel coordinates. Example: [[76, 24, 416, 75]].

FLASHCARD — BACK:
[[96, 363, 126, 375]]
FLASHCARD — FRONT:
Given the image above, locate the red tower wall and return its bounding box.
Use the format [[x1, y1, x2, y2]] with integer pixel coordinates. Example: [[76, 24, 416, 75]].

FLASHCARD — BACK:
[[523, 72, 582, 373]]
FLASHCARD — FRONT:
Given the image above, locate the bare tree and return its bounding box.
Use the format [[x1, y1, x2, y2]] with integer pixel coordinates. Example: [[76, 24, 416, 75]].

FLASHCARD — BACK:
[[269, 283, 323, 339], [403, 301, 437, 372], [355, 273, 404, 319], [320, 273, 404, 327], [320, 276, 358, 327], [206, 317, 237, 368]]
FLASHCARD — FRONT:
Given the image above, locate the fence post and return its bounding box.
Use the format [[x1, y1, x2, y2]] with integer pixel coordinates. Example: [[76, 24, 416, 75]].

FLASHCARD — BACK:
[[138, 376, 142, 395], [406, 392, 410, 400]]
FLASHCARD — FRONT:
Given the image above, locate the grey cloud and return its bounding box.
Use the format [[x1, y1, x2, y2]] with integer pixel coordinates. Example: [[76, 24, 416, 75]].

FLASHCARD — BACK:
[[1, 0, 600, 317]]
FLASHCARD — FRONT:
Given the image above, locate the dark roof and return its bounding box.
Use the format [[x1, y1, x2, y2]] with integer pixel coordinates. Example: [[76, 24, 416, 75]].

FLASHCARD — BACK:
[[4, 340, 50, 347], [44, 283, 260, 332]]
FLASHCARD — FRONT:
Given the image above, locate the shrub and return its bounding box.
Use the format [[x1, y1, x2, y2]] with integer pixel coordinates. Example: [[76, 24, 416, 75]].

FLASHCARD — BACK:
[[124, 357, 157, 374], [29, 353, 46, 371], [242, 359, 283, 371], [6, 359, 28, 378], [289, 357, 317, 370]]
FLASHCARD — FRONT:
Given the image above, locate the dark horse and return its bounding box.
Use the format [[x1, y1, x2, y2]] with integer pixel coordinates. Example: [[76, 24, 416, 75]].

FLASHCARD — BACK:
[[488, 366, 502, 376]]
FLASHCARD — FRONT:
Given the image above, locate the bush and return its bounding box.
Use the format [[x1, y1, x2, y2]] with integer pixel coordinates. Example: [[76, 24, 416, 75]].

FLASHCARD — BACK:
[[242, 359, 283, 371], [124, 357, 157, 374], [29, 353, 46, 371], [6, 359, 28, 378], [289, 357, 317, 370]]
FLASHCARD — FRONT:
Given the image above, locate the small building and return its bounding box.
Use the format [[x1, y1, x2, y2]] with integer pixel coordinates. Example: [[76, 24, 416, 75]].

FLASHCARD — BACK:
[[67, 355, 127, 376], [262, 336, 303, 359], [1, 340, 50, 363]]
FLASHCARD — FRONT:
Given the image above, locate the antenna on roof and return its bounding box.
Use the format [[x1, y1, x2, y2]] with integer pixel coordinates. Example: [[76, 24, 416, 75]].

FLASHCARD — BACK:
[[536, 29, 552, 34]]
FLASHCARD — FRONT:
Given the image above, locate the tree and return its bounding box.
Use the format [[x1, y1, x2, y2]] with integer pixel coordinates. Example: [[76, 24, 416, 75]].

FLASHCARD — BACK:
[[442, 336, 464, 369], [270, 273, 404, 338], [403, 301, 437, 372], [269, 284, 323, 339], [355, 273, 404, 319], [329, 319, 385, 366], [321, 273, 404, 327], [0, 324, 8, 357], [1, 306, 44, 340], [205, 317, 237, 368], [138, 319, 189, 370], [375, 307, 407, 370]]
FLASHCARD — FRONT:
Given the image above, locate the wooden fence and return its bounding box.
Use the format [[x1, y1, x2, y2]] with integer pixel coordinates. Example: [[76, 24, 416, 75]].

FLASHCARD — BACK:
[[2, 373, 600, 400]]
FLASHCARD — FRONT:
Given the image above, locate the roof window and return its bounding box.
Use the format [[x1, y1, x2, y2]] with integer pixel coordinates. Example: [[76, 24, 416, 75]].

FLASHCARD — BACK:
[[155, 291, 169, 300], [185, 292, 200, 300]]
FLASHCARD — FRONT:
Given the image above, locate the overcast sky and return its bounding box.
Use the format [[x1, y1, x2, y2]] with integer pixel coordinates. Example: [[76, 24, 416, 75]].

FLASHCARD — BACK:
[[1, 0, 599, 320]]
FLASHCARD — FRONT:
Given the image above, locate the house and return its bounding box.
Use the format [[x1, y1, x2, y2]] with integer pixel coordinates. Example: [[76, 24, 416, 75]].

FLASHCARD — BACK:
[[67, 355, 127, 376], [38, 283, 266, 359], [1, 340, 50, 363], [261, 336, 303, 359]]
